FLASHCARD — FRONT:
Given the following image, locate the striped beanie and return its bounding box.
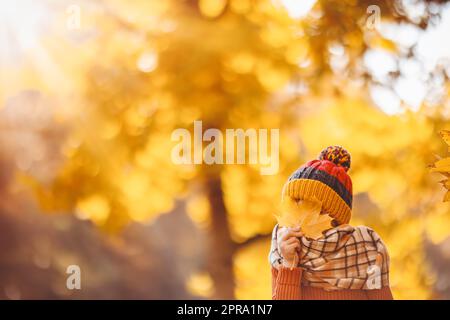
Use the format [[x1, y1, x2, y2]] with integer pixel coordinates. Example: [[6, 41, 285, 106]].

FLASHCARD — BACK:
[[282, 146, 352, 224]]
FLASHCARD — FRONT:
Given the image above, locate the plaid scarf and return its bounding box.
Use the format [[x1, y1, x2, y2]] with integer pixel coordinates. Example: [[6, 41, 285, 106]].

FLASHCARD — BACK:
[[269, 224, 390, 291]]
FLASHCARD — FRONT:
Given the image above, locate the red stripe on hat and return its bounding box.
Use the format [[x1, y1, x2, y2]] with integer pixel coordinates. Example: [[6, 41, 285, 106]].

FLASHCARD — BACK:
[[302, 159, 352, 194]]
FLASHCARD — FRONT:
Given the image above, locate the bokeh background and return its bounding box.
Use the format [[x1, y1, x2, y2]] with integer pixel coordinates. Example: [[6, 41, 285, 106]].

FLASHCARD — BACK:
[[1, 0, 450, 300]]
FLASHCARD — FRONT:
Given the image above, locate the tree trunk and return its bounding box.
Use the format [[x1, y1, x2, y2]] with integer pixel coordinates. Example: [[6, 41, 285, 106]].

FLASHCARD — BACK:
[[205, 171, 235, 299]]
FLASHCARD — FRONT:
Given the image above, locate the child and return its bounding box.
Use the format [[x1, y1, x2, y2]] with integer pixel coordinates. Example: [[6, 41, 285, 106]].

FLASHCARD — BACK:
[[269, 146, 393, 300]]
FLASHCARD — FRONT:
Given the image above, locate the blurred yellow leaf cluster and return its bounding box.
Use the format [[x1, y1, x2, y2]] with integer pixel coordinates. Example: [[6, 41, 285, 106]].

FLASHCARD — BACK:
[[186, 272, 215, 298]]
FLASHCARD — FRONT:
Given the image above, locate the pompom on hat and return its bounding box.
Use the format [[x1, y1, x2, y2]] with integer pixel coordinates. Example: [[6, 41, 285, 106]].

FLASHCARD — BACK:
[[282, 146, 353, 225]]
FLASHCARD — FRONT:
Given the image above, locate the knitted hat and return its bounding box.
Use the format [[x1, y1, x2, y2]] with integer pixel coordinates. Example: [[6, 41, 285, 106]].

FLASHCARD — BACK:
[[282, 146, 352, 224]]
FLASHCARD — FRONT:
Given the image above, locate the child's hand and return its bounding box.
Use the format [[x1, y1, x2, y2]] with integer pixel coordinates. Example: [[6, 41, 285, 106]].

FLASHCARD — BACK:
[[279, 227, 303, 268]]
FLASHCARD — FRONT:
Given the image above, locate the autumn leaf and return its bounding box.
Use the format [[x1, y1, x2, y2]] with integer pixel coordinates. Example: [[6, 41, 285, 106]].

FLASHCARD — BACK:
[[431, 130, 450, 202], [275, 196, 333, 239], [430, 157, 450, 174], [444, 191, 450, 202], [441, 130, 450, 151]]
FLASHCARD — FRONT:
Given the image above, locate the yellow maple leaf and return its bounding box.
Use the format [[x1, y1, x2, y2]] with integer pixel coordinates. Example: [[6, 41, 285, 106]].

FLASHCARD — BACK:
[[444, 191, 450, 202], [430, 157, 450, 173], [441, 130, 450, 150], [275, 196, 333, 239], [432, 130, 450, 202]]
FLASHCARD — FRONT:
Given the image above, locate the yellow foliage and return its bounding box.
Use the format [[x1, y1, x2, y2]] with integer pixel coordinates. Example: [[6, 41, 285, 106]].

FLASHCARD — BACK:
[[425, 207, 450, 244], [76, 195, 110, 226], [186, 195, 211, 228], [234, 240, 271, 300], [186, 272, 215, 298], [199, 0, 227, 18]]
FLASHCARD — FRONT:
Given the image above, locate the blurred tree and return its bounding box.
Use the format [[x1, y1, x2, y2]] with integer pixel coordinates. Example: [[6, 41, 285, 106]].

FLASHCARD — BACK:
[[29, 0, 449, 298]]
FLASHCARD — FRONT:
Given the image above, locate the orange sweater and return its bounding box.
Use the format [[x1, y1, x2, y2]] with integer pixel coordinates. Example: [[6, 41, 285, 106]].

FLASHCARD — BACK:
[[272, 267, 393, 300]]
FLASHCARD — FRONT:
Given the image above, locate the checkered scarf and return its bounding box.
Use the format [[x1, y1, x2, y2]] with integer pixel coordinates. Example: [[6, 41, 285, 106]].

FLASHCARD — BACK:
[[269, 224, 390, 291]]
